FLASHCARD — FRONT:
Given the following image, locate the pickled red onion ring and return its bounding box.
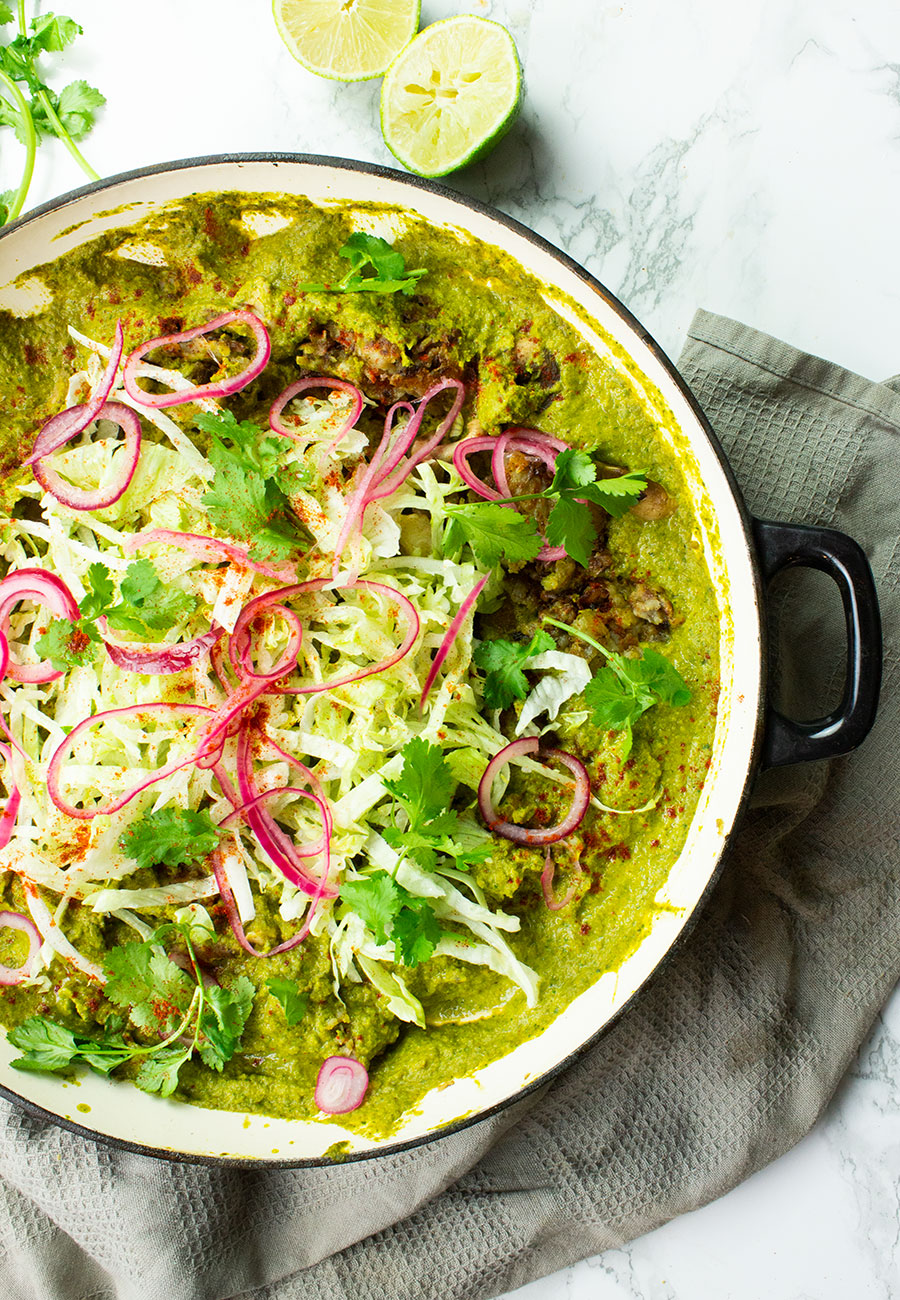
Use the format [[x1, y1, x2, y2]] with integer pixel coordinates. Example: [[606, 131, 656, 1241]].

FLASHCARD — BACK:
[[368, 378, 465, 502], [229, 589, 303, 682], [233, 722, 334, 898], [47, 702, 217, 820], [122, 310, 270, 408], [210, 844, 317, 958], [540, 847, 580, 911], [0, 568, 80, 684], [0, 744, 21, 852], [314, 1055, 369, 1114], [477, 737, 590, 845], [273, 578, 420, 696], [269, 376, 364, 459], [101, 623, 225, 676], [419, 572, 489, 709], [124, 529, 295, 581], [32, 400, 142, 512], [25, 320, 124, 465], [0, 910, 42, 985]]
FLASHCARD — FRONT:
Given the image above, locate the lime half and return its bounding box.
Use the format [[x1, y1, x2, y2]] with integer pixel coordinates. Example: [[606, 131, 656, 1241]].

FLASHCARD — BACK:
[[273, 0, 421, 82], [380, 16, 522, 177]]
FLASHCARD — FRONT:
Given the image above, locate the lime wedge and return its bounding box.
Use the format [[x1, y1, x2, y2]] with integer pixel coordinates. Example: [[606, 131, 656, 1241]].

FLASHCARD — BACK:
[[273, 0, 421, 82], [380, 16, 522, 178]]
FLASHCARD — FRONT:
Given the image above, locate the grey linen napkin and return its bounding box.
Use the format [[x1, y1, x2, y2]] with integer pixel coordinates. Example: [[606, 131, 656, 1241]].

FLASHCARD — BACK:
[[0, 309, 896, 1300]]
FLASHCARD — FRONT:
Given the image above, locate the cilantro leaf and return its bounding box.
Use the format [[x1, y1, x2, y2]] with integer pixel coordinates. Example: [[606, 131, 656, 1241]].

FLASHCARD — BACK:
[[198, 977, 254, 1071], [34, 617, 95, 670], [339, 872, 442, 968], [580, 470, 650, 519], [296, 233, 427, 297], [117, 806, 224, 872], [8, 1016, 79, 1071], [379, 739, 490, 875], [383, 737, 455, 827], [8, 1016, 134, 1077], [195, 409, 286, 478], [544, 495, 595, 568], [9, 920, 257, 1095], [391, 900, 442, 968], [443, 502, 542, 568], [199, 412, 305, 563], [105, 558, 195, 633], [340, 873, 401, 946], [473, 629, 555, 710], [54, 78, 104, 140], [29, 14, 81, 53], [134, 1045, 191, 1098], [581, 643, 690, 758], [547, 447, 597, 492], [104, 943, 194, 1034], [80, 562, 115, 618], [265, 977, 308, 1026], [0, 12, 102, 227]]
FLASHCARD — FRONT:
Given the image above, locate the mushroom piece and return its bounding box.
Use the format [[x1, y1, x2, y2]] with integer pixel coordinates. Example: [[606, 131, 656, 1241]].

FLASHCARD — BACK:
[[631, 480, 677, 521]]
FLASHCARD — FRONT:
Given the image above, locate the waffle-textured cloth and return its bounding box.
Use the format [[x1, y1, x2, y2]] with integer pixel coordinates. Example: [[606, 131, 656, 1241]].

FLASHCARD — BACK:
[[0, 310, 895, 1300]]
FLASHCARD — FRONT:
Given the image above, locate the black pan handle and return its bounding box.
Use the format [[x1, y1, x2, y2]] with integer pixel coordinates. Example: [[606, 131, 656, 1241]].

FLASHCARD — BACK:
[[752, 519, 882, 768]]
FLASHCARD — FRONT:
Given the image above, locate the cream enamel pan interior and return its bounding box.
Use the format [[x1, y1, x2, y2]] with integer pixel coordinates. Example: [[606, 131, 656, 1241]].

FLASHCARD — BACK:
[[0, 156, 762, 1164]]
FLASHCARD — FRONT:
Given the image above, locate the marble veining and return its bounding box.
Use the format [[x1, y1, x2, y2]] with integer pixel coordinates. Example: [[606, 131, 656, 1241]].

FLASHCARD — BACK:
[[1, 1, 898, 1295]]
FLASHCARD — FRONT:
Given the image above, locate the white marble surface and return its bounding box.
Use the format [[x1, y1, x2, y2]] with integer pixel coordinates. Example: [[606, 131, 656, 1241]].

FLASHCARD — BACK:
[[2, 1, 899, 1295]]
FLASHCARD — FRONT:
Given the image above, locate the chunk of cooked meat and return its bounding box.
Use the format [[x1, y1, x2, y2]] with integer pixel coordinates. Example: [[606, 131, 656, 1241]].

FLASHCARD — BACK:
[[300, 321, 463, 403], [631, 480, 676, 521]]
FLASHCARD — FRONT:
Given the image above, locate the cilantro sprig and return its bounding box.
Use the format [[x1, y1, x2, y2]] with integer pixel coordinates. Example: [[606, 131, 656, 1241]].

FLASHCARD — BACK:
[[265, 977, 308, 1026], [338, 739, 490, 969], [296, 232, 427, 297], [197, 409, 309, 564], [8, 918, 254, 1096], [117, 806, 225, 872], [473, 629, 555, 710], [0, 5, 103, 225], [444, 448, 647, 569], [34, 560, 196, 672], [544, 617, 690, 757], [381, 738, 491, 875], [341, 872, 443, 969]]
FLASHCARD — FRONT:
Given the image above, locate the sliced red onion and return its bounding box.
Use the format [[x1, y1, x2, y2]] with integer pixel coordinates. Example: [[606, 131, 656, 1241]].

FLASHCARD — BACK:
[[101, 623, 225, 676], [315, 1055, 369, 1114], [0, 568, 80, 684], [330, 401, 413, 578], [274, 578, 420, 697], [122, 310, 270, 408], [24, 320, 124, 465], [419, 572, 489, 709], [0, 744, 21, 852], [0, 628, 8, 682], [256, 726, 333, 839], [229, 590, 304, 682], [32, 400, 142, 512], [369, 378, 465, 501], [453, 431, 570, 563], [0, 910, 42, 985], [452, 436, 503, 501], [540, 846, 580, 911], [124, 529, 295, 581], [477, 737, 591, 846], [234, 721, 334, 896], [269, 376, 364, 459], [220, 786, 336, 894], [47, 701, 216, 820]]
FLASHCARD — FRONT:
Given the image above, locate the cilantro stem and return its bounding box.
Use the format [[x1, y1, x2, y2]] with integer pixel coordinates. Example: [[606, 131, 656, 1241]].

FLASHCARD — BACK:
[[16, 0, 99, 182], [542, 616, 613, 662], [0, 65, 35, 222]]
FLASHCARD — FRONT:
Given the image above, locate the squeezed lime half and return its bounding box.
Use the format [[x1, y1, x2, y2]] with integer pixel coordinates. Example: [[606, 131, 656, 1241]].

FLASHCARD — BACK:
[[380, 16, 522, 177]]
